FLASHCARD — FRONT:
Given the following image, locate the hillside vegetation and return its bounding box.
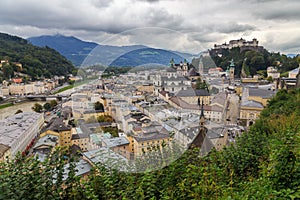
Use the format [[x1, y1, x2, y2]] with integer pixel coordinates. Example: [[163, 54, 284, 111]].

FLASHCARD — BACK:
[[210, 47, 299, 77], [0, 32, 75, 80], [0, 88, 299, 199], [28, 34, 98, 66]]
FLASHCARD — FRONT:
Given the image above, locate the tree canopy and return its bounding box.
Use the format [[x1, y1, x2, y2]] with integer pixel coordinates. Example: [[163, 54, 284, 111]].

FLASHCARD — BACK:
[[210, 47, 299, 77], [0, 32, 75, 81]]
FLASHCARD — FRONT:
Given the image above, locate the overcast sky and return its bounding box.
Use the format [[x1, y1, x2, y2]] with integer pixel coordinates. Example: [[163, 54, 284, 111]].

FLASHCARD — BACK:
[[0, 0, 299, 54]]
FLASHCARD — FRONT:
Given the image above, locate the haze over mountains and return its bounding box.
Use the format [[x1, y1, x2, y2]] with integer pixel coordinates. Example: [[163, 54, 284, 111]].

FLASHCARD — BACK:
[[28, 34, 197, 67]]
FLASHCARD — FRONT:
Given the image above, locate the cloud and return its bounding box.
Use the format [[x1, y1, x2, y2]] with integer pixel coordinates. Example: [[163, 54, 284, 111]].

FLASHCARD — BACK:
[[214, 23, 257, 34], [253, 0, 300, 21], [0, 0, 299, 53]]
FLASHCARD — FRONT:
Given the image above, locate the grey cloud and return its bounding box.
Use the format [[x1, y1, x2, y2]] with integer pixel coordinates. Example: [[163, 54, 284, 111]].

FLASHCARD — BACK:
[[137, 0, 160, 2], [253, 0, 300, 21], [213, 23, 257, 34], [0, 0, 299, 53], [146, 8, 184, 29]]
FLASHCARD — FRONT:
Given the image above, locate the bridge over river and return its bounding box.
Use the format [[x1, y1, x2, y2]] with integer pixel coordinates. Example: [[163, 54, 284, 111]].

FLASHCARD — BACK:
[[24, 94, 70, 101]]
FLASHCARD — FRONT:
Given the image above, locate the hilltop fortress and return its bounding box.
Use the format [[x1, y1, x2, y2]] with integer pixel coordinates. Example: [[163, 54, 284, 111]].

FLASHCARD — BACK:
[[209, 38, 264, 56]]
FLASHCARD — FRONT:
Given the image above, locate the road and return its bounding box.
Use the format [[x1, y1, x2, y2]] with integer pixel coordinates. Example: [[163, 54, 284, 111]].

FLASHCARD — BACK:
[[225, 93, 240, 125]]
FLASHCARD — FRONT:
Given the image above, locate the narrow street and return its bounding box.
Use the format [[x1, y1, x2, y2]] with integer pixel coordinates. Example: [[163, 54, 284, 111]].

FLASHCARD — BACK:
[[225, 93, 240, 125]]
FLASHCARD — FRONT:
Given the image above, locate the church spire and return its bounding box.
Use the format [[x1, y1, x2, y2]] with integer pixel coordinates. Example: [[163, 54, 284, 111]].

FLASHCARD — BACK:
[[198, 98, 205, 126]]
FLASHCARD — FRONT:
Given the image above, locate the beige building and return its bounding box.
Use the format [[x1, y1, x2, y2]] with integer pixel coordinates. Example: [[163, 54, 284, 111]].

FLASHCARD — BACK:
[[127, 132, 171, 159], [40, 118, 73, 147], [0, 87, 9, 96], [239, 101, 264, 126], [101, 137, 130, 159], [175, 88, 211, 105], [73, 110, 109, 121], [248, 87, 275, 106], [239, 87, 273, 126], [40, 120, 92, 152], [8, 82, 46, 95], [136, 84, 154, 93], [71, 134, 89, 152], [267, 66, 280, 79]]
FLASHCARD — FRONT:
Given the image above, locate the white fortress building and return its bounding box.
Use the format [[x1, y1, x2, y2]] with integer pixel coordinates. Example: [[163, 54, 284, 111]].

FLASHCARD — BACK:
[[213, 38, 259, 50]]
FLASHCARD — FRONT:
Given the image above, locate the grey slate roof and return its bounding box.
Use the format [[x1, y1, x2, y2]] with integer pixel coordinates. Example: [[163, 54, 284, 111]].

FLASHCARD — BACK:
[[102, 137, 129, 148], [47, 118, 72, 132], [241, 100, 264, 108], [71, 133, 89, 140], [133, 132, 170, 142], [176, 88, 210, 97], [248, 87, 275, 99], [161, 76, 189, 82]]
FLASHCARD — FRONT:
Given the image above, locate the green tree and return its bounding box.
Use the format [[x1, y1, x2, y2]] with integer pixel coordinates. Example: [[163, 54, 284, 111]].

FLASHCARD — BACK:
[[32, 103, 43, 113], [94, 101, 104, 111], [195, 78, 208, 90], [267, 76, 273, 82], [97, 115, 113, 122], [77, 69, 86, 80], [15, 109, 23, 114], [50, 100, 58, 108], [2, 63, 14, 80], [43, 102, 52, 111]]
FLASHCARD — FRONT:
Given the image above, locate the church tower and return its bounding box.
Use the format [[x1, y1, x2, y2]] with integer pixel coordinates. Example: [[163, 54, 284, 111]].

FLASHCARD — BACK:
[[199, 98, 205, 127], [169, 58, 175, 68], [229, 59, 235, 84], [188, 98, 211, 153], [183, 59, 188, 76], [188, 98, 214, 156], [199, 58, 204, 76]]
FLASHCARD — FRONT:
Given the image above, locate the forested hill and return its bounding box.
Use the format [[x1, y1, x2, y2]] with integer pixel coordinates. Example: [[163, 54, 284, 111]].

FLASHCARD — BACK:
[[0, 32, 75, 80], [210, 47, 299, 77], [0, 88, 299, 199]]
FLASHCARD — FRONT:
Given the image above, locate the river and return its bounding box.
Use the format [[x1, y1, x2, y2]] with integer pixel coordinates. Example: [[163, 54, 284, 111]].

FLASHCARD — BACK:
[[0, 82, 90, 120], [0, 101, 47, 120]]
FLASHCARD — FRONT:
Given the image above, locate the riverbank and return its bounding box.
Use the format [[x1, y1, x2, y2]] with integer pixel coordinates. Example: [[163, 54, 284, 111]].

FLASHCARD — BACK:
[[0, 101, 47, 120], [0, 102, 14, 109], [54, 79, 94, 94]]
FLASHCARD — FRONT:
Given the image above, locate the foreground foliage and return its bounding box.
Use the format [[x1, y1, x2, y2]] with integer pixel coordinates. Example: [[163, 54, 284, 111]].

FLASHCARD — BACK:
[[1, 89, 300, 199]]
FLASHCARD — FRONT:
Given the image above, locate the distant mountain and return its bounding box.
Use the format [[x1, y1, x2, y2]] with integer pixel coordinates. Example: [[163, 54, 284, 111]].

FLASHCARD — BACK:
[[28, 34, 98, 66], [28, 34, 196, 67], [0, 32, 75, 79], [82, 44, 148, 67], [109, 48, 186, 67], [286, 54, 298, 58]]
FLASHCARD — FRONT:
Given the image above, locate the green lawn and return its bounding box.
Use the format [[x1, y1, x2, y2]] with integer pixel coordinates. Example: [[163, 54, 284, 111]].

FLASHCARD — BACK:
[[53, 79, 93, 94], [0, 102, 14, 109]]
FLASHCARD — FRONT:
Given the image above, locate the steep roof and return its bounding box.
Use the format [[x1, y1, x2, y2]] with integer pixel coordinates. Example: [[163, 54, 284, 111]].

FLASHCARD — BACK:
[[241, 100, 264, 108], [47, 118, 72, 132], [248, 87, 275, 99], [176, 88, 210, 97], [133, 131, 170, 143]]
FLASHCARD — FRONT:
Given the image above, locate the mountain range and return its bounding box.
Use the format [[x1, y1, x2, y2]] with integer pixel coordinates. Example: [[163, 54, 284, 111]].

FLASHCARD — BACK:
[[28, 34, 197, 67]]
